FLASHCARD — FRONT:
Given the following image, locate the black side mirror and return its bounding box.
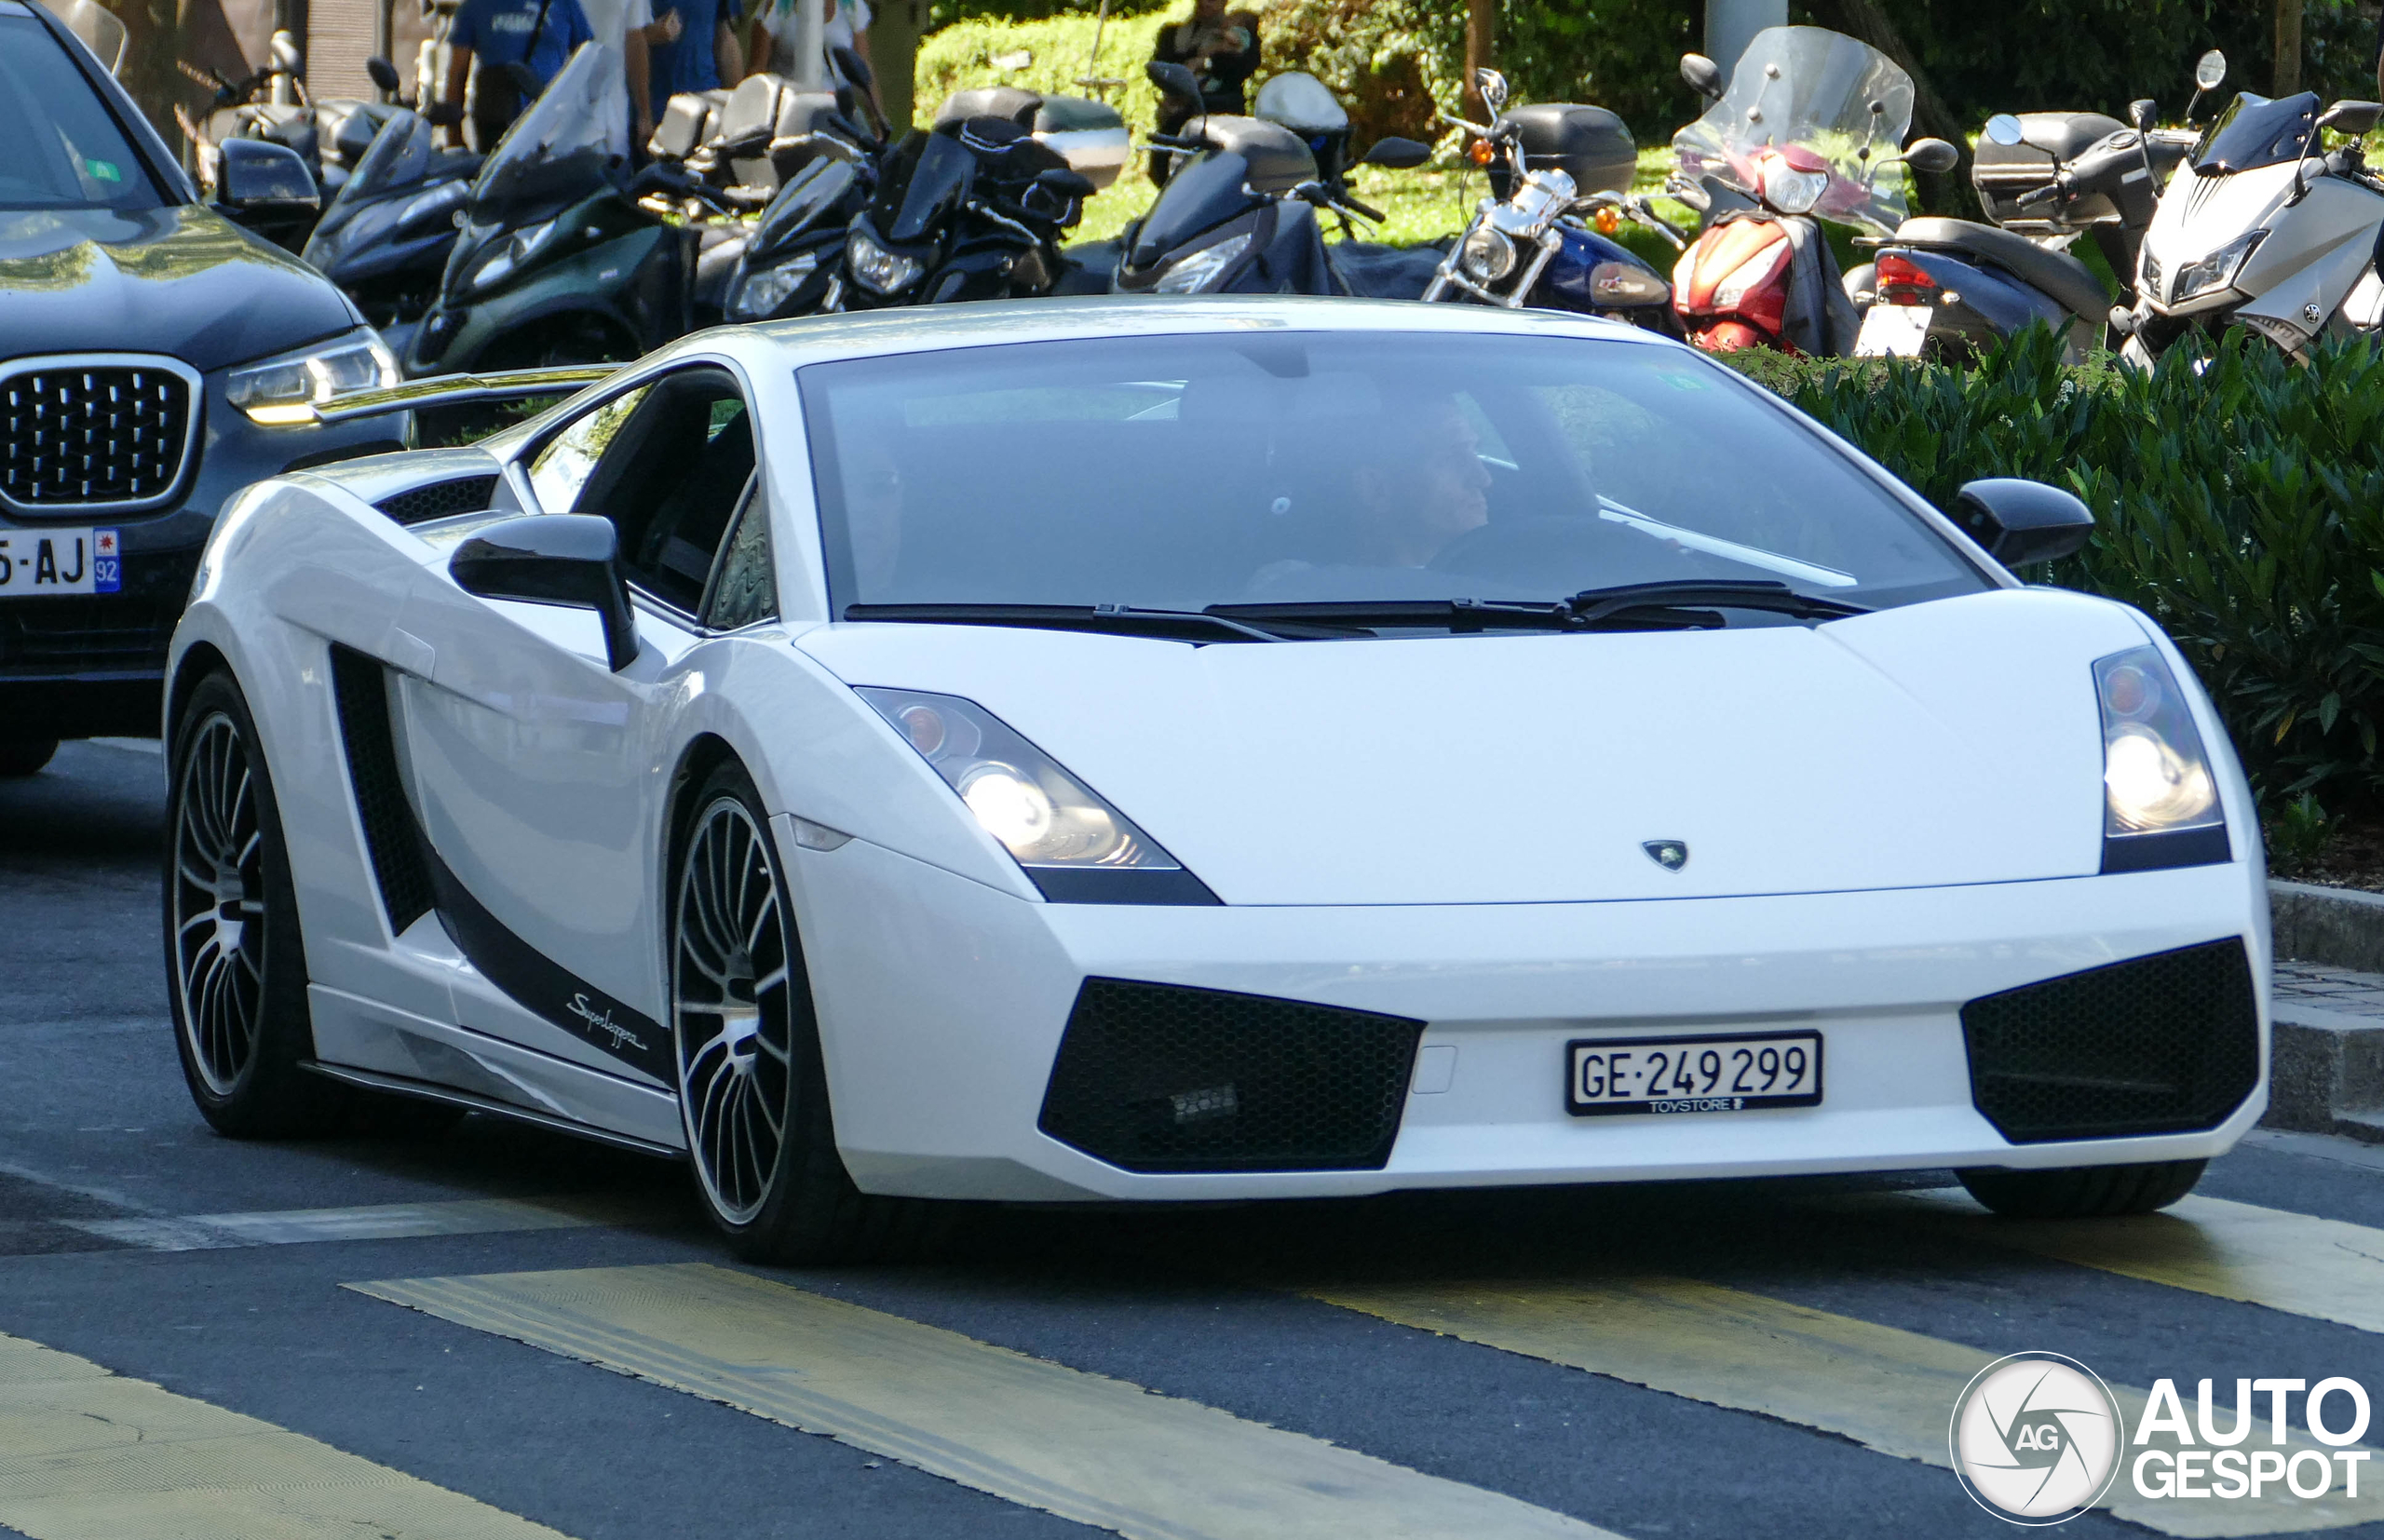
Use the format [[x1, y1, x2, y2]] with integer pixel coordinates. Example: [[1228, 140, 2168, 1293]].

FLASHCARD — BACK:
[[2318, 100, 2384, 136], [2128, 98, 2158, 132], [1902, 137, 1960, 174], [450, 514, 638, 670], [366, 55, 402, 94], [1952, 479, 2094, 567], [1361, 136, 1430, 169], [1680, 53, 1726, 102], [1146, 60, 1202, 113], [213, 138, 319, 250]]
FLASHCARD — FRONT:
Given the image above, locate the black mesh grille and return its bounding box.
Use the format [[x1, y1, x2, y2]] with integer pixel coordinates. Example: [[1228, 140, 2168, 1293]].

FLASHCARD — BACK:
[[1962, 938, 2259, 1144], [375, 475, 499, 526], [0, 596, 175, 669], [1038, 979, 1425, 1172], [329, 643, 435, 934], [2, 365, 193, 507]]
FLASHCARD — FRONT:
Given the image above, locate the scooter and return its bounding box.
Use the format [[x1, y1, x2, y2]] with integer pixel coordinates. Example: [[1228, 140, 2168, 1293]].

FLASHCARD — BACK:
[[1851, 55, 2213, 361], [1421, 67, 1676, 331], [1663, 27, 1957, 355], [1111, 61, 1430, 296], [302, 107, 481, 358], [2120, 59, 2384, 366], [195, 34, 409, 209]]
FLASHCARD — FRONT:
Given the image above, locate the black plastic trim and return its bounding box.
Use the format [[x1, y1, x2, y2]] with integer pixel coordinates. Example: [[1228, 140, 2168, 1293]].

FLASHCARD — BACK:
[[1025, 866, 1223, 906], [2102, 824, 2232, 873], [302, 1060, 680, 1157], [328, 643, 436, 934]]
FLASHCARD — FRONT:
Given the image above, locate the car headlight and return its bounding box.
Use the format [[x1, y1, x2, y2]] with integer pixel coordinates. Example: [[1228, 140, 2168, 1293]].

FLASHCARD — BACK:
[[858, 687, 1186, 876], [847, 225, 925, 295], [1458, 224, 1517, 283], [1154, 232, 1252, 294], [224, 330, 399, 426], [2095, 645, 2229, 871], [1588, 259, 1669, 305], [1711, 236, 1795, 310], [2170, 230, 2266, 304], [730, 250, 821, 320], [1762, 164, 1830, 216], [467, 217, 561, 295]]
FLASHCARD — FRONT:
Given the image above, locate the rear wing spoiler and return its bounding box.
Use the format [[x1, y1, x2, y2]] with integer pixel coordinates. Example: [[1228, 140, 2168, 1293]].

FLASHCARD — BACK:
[[306, 364, 619, 426]]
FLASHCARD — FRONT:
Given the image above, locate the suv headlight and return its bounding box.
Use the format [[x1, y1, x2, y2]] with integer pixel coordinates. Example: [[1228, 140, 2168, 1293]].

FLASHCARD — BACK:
[[847, 225, 925, 294], [1155, 232, 1251, 294], [225, 330, 398, 426], [858, 687, 1213, 901], [2095, 645, 2230, 871], [2171, 230, 2266, 304]]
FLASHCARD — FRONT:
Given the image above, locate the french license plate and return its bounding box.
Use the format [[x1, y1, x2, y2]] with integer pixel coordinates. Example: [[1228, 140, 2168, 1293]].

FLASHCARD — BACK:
[[1855, 302, 1933, 358], [0, 528, 121, 596], [1566, 1030, 1822, 1117]]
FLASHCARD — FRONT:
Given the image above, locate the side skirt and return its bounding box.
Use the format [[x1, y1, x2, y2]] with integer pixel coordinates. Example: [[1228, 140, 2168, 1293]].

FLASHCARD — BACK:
[[302, 1060, 682, 1159]]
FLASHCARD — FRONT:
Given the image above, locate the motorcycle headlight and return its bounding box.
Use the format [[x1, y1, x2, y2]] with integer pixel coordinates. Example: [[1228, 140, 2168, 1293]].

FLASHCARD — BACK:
[[1588, 258, 1669, 306], [857, 687, 1185, 875], [1459, 224, 1517, 282], [847, 225, 925, 295], [225, 330, 399, 426], [1762, 164, 1830, 216], [2138, 250, 2163, 302], [1710, 236, 1795, 310], [2170, 229, 2266, 304], [467, 217, 561, 295], [1154, 232, 1252, 294], [2094, 645, 2229, 871], [730, 250, 821, 320]]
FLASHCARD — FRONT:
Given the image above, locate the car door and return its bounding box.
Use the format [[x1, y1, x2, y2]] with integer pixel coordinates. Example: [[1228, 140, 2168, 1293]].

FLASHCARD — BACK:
[[388, 363, 764, 1086]]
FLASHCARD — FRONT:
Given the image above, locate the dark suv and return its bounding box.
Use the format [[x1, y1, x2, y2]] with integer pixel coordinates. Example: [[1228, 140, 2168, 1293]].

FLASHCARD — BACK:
[[1, 0, 404, 774]]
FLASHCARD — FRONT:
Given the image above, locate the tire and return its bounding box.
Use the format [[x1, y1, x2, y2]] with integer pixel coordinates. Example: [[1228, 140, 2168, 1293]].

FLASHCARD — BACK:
[[670, 759, 937, 1264], [1956, 1159, 2206, 1219], [165, 671, 345, 1138], [0, 737, 58, 777]]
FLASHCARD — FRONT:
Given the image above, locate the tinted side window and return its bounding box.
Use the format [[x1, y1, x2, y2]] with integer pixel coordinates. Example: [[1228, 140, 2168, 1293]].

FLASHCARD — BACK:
[[579, 369, 756, 613], [528, 386, 648, 513]]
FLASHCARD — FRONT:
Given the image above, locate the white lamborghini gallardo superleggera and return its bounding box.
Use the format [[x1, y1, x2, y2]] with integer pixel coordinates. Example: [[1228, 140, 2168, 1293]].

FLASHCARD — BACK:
[[162, 298, 2269, 1262]]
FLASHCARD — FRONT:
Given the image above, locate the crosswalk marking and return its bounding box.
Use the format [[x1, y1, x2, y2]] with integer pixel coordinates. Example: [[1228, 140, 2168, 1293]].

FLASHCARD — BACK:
[[0, 1330, 569, 1540], [352, 1263, 1619, 1540], [1840, 1190, 2384, 1338], [1311, 1276, 2384, 1537], [67, 1194, 649, 1252]]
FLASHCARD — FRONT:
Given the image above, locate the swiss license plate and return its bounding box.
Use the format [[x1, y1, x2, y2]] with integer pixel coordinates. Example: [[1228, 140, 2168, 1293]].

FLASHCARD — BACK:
[[0, 528, 121, 597], [1855, 302, 1933, 358], [1566, 1030, 1823, 1117]]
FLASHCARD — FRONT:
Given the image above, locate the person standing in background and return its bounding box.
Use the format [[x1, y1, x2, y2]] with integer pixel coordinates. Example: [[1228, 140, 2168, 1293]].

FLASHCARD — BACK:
[[436, 0, 597, 149], [581, 0, 683, 155], [747, 0, 876, 111], [1148, 0, 1259, 183], [648, 0, 744, 124]]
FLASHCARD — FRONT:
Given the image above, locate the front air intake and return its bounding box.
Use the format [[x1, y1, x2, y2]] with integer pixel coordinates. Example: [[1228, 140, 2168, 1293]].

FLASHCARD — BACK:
[[1961, 938, 2259, 1144], [328, 643, 435, 935], [1037, 979, 1425, 1173]]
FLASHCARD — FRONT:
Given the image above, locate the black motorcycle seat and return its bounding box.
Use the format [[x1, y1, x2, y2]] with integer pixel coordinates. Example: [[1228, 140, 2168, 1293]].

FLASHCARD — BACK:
[[935, 86, 1042, 130], [1892, 216, 2106, 321], [1189, 115, 1316, 194]]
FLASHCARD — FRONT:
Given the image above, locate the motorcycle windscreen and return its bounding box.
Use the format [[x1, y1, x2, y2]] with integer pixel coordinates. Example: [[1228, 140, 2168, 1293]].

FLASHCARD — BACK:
[[754, 155, 859, 259], [305, 108, 435, 258], [469, 42, 618, 211], [2195, 91, 2319, 175], [1129, 151, 1259, 268], [878, 131, 973, 245], [1670, 25, 1915, 234]]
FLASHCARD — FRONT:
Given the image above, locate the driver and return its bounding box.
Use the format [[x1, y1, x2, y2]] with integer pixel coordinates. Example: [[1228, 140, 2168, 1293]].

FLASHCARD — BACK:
[[1341, 390, 1492, 567]]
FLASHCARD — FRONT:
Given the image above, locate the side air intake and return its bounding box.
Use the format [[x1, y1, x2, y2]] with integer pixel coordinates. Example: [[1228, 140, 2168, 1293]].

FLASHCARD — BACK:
[[328, 643, 435, 934]]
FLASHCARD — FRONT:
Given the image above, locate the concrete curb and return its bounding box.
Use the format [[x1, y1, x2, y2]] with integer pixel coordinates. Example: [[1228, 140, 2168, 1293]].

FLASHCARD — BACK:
[[2271, 879, 2384, 974], [2264, 882, 2384, 1142]]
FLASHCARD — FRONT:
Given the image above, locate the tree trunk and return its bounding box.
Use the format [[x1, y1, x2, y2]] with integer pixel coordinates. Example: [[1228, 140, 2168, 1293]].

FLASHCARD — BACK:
[[1462, 0, 1495, 121], [2274, 0, 2303, 97]]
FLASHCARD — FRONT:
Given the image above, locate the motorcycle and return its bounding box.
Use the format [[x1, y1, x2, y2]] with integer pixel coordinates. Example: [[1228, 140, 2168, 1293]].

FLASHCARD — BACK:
[[716, 53, 887, 322], [302, 108, 483, 358], [2120, 59, 2384, 367], [1111, 61, 1431, 297], [1422, 67, 1676, 330], [1663, 27, 1957, 355], [1851, 57, 2212, 361], [196, 34, 410, 208]]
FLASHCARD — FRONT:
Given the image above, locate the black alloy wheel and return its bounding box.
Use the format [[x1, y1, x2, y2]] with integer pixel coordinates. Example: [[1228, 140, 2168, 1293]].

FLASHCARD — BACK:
[[670, 759, 936, 1263], [165, 671, 343, 1136], [1957, 1158, 2206, 1218]]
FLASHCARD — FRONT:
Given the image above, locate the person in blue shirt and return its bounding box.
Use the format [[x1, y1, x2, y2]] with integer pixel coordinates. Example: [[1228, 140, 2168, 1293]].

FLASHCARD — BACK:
[[646, 0, 743, 125], [436, 0, 598, 150]]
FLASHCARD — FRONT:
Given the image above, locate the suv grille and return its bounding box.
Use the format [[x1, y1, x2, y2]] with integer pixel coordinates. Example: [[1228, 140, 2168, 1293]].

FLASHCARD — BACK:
[[1962, 938, 2259, 1143], [1038, 979, 1425, 1172], [2, 362, 195, 509]]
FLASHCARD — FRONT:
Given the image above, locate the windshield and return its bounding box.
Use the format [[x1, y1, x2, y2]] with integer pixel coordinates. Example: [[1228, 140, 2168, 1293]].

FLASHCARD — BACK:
[[804, 331, 1985, 625], [1672, 25, 1914, 233], [2195, 91, 2318, 174], [343, 108, 437, 203], [471, 42, 616, 209], [0, 14, 159, 211]]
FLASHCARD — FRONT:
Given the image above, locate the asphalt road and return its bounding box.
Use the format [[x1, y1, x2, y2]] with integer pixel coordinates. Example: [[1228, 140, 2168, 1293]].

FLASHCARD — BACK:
[[7, 738, 2384, 1540]]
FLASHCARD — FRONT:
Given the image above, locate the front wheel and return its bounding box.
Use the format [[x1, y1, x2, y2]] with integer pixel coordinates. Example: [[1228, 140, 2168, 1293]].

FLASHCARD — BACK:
[[670, 760, 936, 1263], [1956, 1159, 2205, 1218]]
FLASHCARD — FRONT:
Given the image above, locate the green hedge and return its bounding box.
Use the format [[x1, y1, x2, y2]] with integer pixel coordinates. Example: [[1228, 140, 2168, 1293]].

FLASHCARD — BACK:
[[1724, 331, 2384, 813]]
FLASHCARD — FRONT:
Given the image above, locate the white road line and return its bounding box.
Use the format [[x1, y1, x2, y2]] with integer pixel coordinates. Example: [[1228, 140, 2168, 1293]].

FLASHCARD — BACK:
[[65, 1195, 648, 1251]]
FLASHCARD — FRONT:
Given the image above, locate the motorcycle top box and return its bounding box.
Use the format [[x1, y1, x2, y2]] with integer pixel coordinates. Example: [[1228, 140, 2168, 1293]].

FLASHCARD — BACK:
[[1488, 103, 1636, 202]]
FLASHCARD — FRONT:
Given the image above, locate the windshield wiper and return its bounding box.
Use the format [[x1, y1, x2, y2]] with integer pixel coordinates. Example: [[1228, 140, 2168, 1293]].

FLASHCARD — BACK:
[[1211, 582, 1867, 636], [1562, 580, 1869, 624], [843, 602, 1294, 642]]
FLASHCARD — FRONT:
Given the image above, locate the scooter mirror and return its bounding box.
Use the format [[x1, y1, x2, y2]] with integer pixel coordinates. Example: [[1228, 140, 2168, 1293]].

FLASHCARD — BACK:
[[1679, 54, 1726, 102], [1984, 114, 2025, 147], [1146, 61, 1202, 112], [1360, 136, 1430, 169], [2128, 99, 2158, 132], [1902, 137, 1960, 174], [2317, 100, 2384, 136], [367, 55, 402, 94], [269, 29, 302, 75], [2195, 50, 2228, 91], [1475, 68, 1509, 115]]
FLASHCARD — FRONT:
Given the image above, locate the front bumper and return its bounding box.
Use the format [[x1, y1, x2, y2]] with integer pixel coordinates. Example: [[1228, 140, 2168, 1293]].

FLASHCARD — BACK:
[[785, 831, 2269, 1203]]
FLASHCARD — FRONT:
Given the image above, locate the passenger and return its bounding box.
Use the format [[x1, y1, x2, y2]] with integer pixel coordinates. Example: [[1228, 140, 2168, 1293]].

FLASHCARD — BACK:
[[647, 0, 745, 127], [747, 0, 877, 112], [1147, 0, 1259, 184], [435, 0, 597, 151]]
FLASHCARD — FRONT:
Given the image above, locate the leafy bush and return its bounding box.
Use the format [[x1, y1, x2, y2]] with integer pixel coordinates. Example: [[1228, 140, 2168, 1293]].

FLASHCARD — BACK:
[[1723, 331, 2384, 809]]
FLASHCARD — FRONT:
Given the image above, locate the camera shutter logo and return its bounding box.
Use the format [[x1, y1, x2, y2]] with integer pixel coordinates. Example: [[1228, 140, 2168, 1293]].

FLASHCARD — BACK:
[[1951, 1352, 2125, 1524]]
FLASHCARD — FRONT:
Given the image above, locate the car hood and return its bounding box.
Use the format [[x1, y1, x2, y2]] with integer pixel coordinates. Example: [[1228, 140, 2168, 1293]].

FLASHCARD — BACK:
[[0, 205, 359, 373], [797, 588, 2161, 906]]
